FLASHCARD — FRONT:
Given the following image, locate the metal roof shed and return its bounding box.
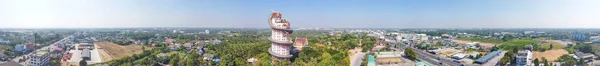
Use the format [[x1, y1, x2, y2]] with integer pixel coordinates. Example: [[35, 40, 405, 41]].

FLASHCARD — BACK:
[[368, 55, 376, 66], [475, 50, 502, 64]]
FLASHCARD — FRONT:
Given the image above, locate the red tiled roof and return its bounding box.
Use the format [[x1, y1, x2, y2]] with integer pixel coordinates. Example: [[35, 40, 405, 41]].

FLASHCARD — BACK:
[[271, 12, 282, 18], [295, 38, 307, 44], [295, 38, 308, 46], [55, 47, 63, 51]]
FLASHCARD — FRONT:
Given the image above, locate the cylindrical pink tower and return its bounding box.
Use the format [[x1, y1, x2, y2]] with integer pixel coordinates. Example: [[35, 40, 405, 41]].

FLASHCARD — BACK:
[[268, 11, 293, 60]]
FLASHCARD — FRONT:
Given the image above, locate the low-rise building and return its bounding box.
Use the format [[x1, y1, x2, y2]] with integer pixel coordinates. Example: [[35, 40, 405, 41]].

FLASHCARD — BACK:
[[475, 50, 502, 64], [82, 49, 91, 61], [29, 50, 50, 66], [156, 53, 168, 60], [78, 43, 94, 50], [294, 37, 308, 50], [374, 52, 403, 64], [516, 50, 533, 66], [575, 51, 596, 62], [212, 39, 221, 44], [452, 53, 467, 60], [13, 44, 26, 53]]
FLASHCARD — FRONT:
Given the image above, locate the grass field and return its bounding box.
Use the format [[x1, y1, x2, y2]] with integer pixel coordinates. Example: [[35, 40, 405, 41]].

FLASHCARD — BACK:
[[539, 40, 566, 50], [95, 42, 152, 59], [457, 37, 503, 43], [505, 39, 534, 45], [499, 39, 534, 48]]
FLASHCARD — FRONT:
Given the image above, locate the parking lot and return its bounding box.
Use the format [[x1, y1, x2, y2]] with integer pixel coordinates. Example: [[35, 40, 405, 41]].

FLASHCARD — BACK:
[[66, 44, 102, 65]]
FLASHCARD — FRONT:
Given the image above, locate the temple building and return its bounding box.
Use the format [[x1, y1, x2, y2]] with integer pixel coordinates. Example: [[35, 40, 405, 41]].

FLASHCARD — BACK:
[[268, 11, 294, 61]]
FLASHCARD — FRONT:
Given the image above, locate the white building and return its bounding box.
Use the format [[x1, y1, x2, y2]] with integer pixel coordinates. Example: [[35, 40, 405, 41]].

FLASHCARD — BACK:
[[268, 11, 294, 61], [452, 53, 468, 60], [516, 50, 533, 66], [205, 30, 210, 34], [29, 50, 50, 66], [417, 34, 429, 41]]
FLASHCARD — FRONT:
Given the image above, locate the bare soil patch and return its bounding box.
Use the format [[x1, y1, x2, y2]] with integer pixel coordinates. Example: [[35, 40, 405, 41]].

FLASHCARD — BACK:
[[97, 49, 114, 62], [533, 49, 568, 62], [95, 42, 150, 59]]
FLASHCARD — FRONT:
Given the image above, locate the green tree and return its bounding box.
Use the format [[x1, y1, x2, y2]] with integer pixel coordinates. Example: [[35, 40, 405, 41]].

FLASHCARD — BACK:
[[557, 54, 577, 66], [298, 47, 321, 62], [499, 52, 514, 65], [579, 58, 585, 65], [276, 60, 292, 66], [169, 54, 180, 66], [341, 57, 351, 66], [317, 52, 334, 66], [184, 57, 197, 66], [474, 54, 483, 59], [404, 48, 418, 60], [542, 57, 549, 66], [534, 58, 539, 66], [80, 60, 87, 66], [491, 45, 499, 51]]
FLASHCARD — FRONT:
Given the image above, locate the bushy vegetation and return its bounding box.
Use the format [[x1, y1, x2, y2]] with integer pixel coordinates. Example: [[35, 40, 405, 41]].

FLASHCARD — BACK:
[[111, 40, 133, 45], [404, 48, 418, 60], [557, 54, 577, 66], [99, 30, 370, 66]]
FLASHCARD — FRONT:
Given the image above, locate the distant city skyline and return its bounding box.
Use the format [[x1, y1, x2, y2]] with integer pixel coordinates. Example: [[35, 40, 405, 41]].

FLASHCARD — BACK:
[[0, 0, 599, 28]]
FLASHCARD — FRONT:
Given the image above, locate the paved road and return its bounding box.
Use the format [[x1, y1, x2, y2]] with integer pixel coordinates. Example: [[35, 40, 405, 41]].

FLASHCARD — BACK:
[[350, 52, 366, 66], [11, 35, 71, 65], [394, 45, 463, 66], [412, 48, 462, 66]]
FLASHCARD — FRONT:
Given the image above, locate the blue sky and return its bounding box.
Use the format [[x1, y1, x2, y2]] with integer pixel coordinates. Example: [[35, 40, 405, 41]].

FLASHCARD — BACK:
[[0, 0, 598, 28]]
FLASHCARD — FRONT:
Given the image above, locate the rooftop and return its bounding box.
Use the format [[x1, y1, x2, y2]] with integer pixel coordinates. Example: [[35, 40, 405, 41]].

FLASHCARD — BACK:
[[475, 50, 502, 64], [33, 50, 49, 56], [367, 55, 376, 66], [82, 49, 90, 57], [518, 50, 531, 54]]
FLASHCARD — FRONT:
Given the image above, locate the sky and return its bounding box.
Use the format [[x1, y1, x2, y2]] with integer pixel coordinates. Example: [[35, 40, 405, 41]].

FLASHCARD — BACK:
[[0, 0, 599, 28]]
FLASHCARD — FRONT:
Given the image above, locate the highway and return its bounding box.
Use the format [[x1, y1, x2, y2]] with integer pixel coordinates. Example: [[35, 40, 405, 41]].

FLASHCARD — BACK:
[[411, 48, 462, 66], [11, 35, 72, 65], [395, 45, 463, 66]]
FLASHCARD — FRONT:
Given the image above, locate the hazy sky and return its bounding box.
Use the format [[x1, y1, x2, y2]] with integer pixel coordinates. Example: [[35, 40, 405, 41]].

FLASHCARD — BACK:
[[0, 0, 599, 28]]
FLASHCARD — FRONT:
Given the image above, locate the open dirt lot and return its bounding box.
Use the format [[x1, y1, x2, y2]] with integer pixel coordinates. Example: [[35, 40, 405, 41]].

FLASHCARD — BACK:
[[452, 40, 497, 48], [95, 42, 150, 59], [97, 48, 114, 62], [533, 49, 568, 62], [437, 48, 462, 57]]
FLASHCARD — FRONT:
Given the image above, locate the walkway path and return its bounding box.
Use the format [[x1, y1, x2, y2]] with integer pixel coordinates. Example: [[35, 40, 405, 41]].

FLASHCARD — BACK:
[[350, 52, 366, 66]]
